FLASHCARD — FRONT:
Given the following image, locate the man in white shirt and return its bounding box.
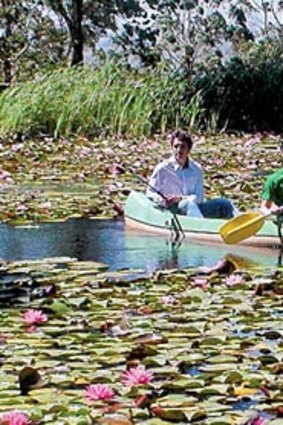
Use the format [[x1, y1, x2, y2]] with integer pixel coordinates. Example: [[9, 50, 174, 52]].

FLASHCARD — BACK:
[[147, 129, 235, 219]]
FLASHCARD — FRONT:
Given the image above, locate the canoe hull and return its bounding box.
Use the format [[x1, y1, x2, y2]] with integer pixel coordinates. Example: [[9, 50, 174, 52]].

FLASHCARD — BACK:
[[124, 191, 280, 248]]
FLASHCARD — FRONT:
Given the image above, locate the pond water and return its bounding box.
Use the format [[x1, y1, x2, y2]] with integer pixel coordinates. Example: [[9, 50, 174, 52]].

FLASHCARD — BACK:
[[0, 218, 279, 273]]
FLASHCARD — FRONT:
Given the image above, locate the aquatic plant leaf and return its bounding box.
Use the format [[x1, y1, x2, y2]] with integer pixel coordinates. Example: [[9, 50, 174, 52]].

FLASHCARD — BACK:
[[224, 371, 243, 384], [199, 337, 226, 346], [96, 416, 134, 425], [28, 388, 65, 403], [47, 300, 72, 315], [234, 386, 259, 396], [0, 241, 282, 423], [150, 406, 188, 421], [156, 393, 197, 407]]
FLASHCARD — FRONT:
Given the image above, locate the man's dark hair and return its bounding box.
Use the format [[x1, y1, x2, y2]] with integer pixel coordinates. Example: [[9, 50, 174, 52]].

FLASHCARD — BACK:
[[170, 129, 193, 150]]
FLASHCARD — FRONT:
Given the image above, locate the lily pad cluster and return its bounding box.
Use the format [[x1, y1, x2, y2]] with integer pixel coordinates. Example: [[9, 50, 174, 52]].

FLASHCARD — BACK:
[[0, 132, 280, 223], [0, 257, 282, 423]]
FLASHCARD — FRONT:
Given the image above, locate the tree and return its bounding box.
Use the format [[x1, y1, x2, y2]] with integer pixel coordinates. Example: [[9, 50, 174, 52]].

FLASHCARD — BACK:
[[44, 0, 154, 65], [45, 0, 84, 65], [0, 0, 66, 85], [250, 0, 283, 47], [114, 0, 256, 74]]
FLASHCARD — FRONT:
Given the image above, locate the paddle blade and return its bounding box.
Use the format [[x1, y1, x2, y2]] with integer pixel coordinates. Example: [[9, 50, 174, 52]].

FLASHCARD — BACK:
[[220, 211, 265, 244]]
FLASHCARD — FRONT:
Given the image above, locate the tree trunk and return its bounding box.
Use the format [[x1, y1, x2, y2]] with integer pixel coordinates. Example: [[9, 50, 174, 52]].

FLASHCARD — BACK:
[[3, 59, 12, 84], [70, 0, 84, 65]]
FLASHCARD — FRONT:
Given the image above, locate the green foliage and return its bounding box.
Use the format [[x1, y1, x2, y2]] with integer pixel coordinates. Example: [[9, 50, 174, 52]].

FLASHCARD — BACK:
[[194, 40, 283, 132], [44, 0, 159, 65], [115, 0, 255, 73], [3, 41, 283, 136], [0, 61, 203, 137], [2, 0, 283, 136], [0, 0, 67, 83]]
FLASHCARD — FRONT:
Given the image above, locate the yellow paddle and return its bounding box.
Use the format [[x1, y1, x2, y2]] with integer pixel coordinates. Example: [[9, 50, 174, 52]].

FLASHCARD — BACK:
[[219, 211, 271, 244]]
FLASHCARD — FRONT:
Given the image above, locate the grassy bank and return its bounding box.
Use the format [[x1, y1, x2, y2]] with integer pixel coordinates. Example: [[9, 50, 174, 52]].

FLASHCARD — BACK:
[[0, 62, 203, 138]]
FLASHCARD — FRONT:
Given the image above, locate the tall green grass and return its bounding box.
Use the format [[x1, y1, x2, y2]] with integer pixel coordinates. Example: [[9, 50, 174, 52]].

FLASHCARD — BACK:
[[0, 61, 204, 137]]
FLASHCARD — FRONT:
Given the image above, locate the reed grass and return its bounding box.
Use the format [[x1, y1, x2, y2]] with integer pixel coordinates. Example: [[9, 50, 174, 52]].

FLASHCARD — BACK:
[[0, 61, 204, 137]]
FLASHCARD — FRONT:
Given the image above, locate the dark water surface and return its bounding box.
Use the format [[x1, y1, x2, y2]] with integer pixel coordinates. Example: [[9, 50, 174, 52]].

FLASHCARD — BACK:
[[0, 218, 279, 272]]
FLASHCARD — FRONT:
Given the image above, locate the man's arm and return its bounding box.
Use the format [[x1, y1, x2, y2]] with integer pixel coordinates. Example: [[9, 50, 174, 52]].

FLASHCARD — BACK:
[[260, 175, 280, 214], [260, 199, 283, 215], [260, 199, 274, 214], [147, 165, 182, 206]]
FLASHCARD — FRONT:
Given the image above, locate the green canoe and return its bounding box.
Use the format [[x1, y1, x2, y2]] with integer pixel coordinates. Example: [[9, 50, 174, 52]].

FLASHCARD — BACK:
[[124, 191, 280, 248]]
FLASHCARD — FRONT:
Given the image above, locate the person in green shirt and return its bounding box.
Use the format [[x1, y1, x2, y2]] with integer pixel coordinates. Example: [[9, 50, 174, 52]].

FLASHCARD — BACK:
[[260, 140, 283, 216], [261, 168, 283, 215]]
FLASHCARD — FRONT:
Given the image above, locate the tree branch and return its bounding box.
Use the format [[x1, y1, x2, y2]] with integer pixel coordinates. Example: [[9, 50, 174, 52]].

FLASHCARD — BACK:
[[46, 0, 73, 29]]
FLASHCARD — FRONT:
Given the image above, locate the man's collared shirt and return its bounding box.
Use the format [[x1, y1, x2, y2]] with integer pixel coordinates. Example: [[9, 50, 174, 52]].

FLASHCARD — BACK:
[[147, 155, 204, 204]]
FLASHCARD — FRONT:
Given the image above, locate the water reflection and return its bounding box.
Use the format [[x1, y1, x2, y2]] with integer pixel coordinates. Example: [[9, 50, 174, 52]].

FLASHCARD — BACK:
[[0, 218, 279, 272], [124, 229, 279, 272]]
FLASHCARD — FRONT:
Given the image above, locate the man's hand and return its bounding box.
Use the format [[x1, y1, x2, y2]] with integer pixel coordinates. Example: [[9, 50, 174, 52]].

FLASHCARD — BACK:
[[272, 205, 283, 216], [165, 195, 182, 206]]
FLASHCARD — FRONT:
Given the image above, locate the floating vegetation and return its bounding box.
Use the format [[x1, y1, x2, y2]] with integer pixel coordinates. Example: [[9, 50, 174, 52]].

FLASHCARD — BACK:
[[0, 132, 280, 223], [0, 257, 282, 423], [0, 117, 281, 423]]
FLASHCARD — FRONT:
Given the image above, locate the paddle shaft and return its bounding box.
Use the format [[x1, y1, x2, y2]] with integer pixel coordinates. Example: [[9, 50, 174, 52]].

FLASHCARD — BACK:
[[134, 175, 167, 201]]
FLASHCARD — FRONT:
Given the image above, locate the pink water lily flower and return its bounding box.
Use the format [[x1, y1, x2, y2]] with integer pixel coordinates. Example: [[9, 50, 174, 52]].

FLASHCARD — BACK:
[[77, 146, 92, 159], [0, 411, 31, 425], [121, 365, 153, 386], [245, 413, 265, 425], [251, 418, 265, 425], [160, 295, 175, 305], [225, 274, 245, 286], [103, 147, 114, 156], [0, 169, 13, 183], [112, 163, 124, 176], [84, 384, 115, 402], [21, 309, 48, 326], [191, 277, 209, 289]]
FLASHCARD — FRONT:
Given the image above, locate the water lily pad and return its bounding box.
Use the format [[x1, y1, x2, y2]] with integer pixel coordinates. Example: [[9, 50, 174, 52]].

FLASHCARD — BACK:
[[96, 415, 134, 425], [150, 406, 188, 422], [199, 337, 226, 346], [157, 393, 197, 407], [47, 300, 72, 315]]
